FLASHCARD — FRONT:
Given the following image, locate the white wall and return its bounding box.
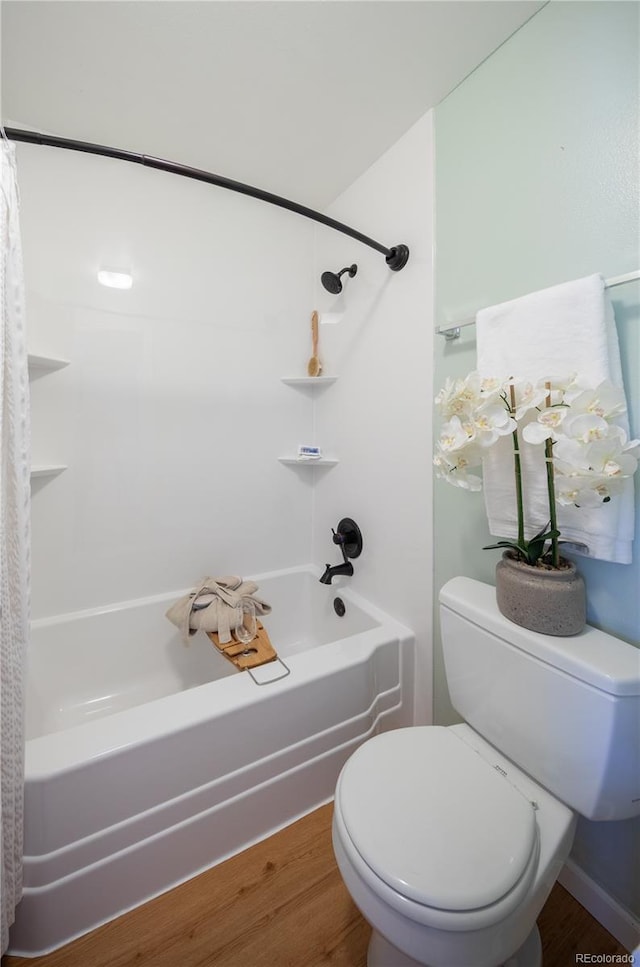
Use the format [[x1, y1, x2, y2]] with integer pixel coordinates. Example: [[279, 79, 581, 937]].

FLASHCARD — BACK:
[[18, 142, 317, 618], [17, 111, 435, 721], [311, 113, 435, 723]]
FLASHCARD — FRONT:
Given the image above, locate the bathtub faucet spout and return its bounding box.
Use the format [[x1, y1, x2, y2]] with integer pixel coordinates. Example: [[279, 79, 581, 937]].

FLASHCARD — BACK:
[[319, 560, 354, 585], [319, 517, 363, 585]]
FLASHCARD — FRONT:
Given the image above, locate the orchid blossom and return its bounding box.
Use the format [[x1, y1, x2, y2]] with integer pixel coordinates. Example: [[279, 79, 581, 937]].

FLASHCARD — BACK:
[[434, 373, 638, 568]]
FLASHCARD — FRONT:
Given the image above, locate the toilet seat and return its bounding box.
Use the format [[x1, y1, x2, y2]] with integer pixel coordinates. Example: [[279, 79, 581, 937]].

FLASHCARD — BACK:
[[336, 727, 539, 921]]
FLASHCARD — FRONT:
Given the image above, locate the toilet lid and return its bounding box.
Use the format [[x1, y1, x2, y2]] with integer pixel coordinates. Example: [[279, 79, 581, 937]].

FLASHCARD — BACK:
[[337, 727, 537, 912]]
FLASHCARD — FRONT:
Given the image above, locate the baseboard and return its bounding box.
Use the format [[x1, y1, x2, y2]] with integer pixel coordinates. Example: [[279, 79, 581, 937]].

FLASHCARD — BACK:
[[559, 858, 640, 952]]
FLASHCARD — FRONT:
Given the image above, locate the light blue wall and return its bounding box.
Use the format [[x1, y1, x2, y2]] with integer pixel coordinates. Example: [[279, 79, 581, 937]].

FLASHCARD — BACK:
[[434, 0, 639, 918]]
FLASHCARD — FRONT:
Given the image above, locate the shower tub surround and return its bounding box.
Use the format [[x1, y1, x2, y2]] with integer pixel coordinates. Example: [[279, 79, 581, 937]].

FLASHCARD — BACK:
[[11, 566, 414, 955]]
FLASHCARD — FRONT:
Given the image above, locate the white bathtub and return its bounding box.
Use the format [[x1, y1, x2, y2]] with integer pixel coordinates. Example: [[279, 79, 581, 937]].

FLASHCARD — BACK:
[[10, 565, 414, 955]]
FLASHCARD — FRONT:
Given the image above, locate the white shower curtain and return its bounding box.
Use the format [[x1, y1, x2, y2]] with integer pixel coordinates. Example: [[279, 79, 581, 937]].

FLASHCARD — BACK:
[[0, 140, 30, 954]]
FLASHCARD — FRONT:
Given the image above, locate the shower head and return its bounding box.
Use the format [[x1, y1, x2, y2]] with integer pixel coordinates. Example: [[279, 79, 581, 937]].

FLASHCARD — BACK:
[[321, 263, 358, 295]]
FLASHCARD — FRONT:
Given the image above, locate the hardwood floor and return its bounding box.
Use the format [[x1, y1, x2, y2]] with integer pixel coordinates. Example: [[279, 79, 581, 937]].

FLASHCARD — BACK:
[[3, 803, 630, 967]]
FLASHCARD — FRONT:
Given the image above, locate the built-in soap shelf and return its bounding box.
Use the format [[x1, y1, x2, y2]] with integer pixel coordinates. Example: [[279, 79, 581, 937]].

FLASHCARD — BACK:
[[279, 375, 338, 468], [28, 352, 70, 482], [30, 465, 67, 479], [278, 457, 338, 468], [27, 353, 70, 373], [280, 376, 338, 387]]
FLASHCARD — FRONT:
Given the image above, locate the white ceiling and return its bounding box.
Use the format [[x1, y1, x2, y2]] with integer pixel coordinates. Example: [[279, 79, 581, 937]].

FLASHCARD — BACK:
[[1, 1, 544, 209]]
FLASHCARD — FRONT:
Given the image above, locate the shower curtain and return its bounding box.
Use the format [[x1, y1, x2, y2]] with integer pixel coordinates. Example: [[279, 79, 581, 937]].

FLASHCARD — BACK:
[[0, 139, 30, 954]]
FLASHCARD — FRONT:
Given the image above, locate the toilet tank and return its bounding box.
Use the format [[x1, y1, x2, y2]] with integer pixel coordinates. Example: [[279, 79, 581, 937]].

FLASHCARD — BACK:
[[439, 577, 640, 821]]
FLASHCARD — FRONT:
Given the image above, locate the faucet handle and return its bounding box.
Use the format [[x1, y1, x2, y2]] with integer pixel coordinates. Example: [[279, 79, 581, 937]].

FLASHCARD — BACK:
[[333, 518, 363, 559], [331, 527, 349, 564]]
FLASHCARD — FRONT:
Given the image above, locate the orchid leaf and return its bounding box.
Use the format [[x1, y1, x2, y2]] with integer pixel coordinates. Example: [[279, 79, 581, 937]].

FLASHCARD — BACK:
[[483, 540, 526, 552], [482, 539, 532, 560], [483, 525, 561, 566]]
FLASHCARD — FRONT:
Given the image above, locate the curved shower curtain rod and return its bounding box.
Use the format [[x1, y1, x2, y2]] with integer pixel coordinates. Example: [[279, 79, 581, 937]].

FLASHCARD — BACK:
[[5, 127, 410, 273]]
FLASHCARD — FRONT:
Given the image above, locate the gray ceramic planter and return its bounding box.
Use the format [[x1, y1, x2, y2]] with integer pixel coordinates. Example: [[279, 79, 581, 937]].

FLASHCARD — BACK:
[[496, 550, 586, 636]]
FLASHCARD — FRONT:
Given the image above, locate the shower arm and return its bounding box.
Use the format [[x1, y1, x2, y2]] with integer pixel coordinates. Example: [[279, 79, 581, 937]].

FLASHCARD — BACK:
[[4, 127, 410, 272]]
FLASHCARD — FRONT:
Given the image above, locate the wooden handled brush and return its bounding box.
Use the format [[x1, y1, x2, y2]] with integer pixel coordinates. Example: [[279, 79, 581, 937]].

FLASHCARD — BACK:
[[307, 310, 322, 376]]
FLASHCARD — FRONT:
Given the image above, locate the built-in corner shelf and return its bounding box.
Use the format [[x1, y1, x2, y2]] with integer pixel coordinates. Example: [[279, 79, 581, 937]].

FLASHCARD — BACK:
[[280, 376, 338, 387], [27, 353, 70, 373], [28, 352, 70, 482], [278, 457, 338, 468], [30, 465, 67, 479], [280, 374, 339, 469]]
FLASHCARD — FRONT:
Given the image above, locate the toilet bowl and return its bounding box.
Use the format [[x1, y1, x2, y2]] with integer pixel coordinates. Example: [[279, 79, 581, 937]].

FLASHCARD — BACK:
[[333, 724, 575, 967], [332, 578, 640, 967]]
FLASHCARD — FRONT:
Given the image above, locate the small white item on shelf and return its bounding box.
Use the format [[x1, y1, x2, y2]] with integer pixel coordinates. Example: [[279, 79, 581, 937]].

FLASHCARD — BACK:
[[297, 445, 322, 461]]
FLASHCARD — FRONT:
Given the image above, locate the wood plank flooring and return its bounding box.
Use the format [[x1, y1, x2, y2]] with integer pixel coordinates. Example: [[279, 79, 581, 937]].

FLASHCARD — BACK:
[[3, 803, 630, 967]]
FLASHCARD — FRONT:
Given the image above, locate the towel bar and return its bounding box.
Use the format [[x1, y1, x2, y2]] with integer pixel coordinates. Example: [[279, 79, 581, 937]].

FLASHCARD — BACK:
[[435, 270, 640, 340]]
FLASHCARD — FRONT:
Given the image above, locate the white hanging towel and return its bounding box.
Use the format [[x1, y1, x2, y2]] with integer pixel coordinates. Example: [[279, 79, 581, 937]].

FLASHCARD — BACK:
[[476, 273, 634, 564]]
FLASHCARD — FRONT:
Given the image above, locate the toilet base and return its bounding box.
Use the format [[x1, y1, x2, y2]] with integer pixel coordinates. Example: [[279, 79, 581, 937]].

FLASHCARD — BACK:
[[504, 925, 542, 967], [367, 923, 542, 967], [368, 931, 422, 967]]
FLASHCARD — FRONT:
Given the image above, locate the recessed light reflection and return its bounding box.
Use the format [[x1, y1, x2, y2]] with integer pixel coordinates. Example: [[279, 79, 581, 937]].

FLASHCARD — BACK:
[[97, 270, 133, 290]]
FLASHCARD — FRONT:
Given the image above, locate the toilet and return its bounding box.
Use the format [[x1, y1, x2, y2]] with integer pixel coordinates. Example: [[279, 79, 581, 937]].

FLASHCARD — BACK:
[[332, 577, 640, 967]]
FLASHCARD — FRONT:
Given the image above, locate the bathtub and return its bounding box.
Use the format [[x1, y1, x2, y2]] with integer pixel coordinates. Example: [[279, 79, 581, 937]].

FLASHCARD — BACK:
[[9, 565, 414, 955]]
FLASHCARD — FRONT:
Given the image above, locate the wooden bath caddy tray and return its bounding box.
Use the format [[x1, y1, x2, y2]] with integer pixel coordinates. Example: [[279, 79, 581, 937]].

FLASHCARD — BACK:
[[206, 621, 278, 670]]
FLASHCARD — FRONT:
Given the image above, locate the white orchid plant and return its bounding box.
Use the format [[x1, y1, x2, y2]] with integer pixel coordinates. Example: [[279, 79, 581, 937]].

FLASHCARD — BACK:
[[434, 373, 639, 567]]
